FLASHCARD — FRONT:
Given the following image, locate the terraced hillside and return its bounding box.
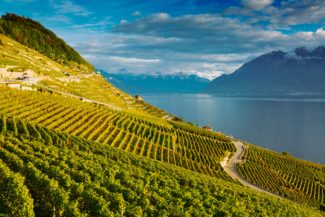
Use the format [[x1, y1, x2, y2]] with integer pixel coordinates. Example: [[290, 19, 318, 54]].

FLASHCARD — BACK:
[[0, 86, 235, 181], [0, 116, 322, 216], [0, 33, 171, 118], [0, 13, 324, 216], [0, 86, 325, 212], [237, 144, 325, 207]]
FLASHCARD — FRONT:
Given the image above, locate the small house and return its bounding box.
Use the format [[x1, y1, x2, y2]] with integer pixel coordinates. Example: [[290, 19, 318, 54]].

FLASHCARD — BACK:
[[21, 76, 38, 84], [202, 125, 213, 132], [6, 82, 21, 89], [69, 76, 80, 82], [21, 86, 35, 91], [135, 95, 143, 101]]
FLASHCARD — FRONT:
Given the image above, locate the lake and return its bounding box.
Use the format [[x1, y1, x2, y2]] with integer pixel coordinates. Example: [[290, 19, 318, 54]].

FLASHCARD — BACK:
[[142, 94, 325, 164]]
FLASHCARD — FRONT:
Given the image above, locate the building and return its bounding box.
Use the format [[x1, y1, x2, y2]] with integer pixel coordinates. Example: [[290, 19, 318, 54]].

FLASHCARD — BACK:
[[6, 82, 21, 89], [21, 76, 38, 84], [134, 95, 143, 101], [202, 125, 213, 131], [21, 86, 35, 91]]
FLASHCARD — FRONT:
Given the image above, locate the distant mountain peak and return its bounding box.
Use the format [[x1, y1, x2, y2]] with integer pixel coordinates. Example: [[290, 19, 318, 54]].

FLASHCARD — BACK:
[[207, 46, 325, 96]]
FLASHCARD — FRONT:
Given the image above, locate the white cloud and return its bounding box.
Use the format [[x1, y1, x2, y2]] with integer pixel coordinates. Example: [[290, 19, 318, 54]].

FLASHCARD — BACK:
[[230, 0, 325, 28], [38, 14, 72, 24], [294, 28, 325, 42], [114, 13, 288, 54], [108, 56, 160, 64], [294, 31, 314, 41], [120, 20, 128, 24], [241, 0, 273, 10], [132, 11, 142, 17], [83, 54, 161, 73], [153, 13, 170, 21], [50, 0, 92, 17], [315, 28, 325, 39], [59, 13, 325, 80], [71, 17, 113, 29]]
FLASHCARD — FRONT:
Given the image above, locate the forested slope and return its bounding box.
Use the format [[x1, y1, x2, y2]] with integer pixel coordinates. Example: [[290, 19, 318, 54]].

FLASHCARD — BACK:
[[0, 13, 93, 70]]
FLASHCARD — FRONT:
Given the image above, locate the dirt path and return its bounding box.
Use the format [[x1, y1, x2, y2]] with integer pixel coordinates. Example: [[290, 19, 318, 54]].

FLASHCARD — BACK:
[[221, 141, 283, 199], [35, 84, 122, 111]]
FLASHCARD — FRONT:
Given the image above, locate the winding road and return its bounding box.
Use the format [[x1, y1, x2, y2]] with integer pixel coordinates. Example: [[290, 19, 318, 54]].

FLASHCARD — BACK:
[[221, 141, 283, 199]]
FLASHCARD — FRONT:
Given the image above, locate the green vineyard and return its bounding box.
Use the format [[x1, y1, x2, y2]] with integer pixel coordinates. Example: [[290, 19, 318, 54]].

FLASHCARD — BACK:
[[0, 86, 235, 181], [38, 76, 171, 119], [1, 13, 325, 216], [0, 116, 322, 216], [237, 145, 325, 207], [0, 33, 170, 119]]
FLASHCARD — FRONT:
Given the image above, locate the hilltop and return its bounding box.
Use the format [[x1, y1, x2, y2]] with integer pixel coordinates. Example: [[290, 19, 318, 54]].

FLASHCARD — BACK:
[[207, 47, 325, 96], [0, 14, 324, 216], [0, 13, 93, 71]]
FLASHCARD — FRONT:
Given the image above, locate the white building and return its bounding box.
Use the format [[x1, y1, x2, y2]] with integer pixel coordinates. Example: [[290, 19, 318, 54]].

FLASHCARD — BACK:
[[21, 77, 38, 84], [6, 83, 21, 89]]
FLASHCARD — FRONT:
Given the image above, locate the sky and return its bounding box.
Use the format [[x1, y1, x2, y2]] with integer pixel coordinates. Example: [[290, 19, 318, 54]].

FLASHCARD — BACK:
[[1, 0, 325, 80]]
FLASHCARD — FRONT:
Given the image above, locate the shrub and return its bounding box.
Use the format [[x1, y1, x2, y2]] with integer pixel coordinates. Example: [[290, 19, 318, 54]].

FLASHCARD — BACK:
[[320, 204, 325, 212]]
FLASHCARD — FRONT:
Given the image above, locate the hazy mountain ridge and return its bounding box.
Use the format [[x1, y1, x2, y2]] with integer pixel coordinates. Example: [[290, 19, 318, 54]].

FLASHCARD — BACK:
[[207, 46, 325, 97], [100, 70, 210, 94]]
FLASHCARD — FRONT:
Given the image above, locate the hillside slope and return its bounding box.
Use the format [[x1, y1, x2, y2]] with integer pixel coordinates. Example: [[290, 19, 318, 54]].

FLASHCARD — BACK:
[[207, 47, 325, 96], [0, 116, 322, 216], [0, 13, 93, 71], [0, 86, 324, 211], [0, 14, 324, 216], [0, 33, 171, 119]]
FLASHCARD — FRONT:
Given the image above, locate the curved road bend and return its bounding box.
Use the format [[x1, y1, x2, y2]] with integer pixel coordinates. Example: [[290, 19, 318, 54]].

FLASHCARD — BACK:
[[221, 141, 283, 199]]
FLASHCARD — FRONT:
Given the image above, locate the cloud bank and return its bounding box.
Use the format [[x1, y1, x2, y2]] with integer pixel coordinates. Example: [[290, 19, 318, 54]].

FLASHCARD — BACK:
[[68, 11, 324, 80], [241, 0, 273, 10]]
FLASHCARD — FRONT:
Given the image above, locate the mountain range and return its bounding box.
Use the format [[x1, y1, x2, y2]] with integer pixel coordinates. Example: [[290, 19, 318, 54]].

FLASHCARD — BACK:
[[207, 46, 325, 97], [100, 70, 210, 94]]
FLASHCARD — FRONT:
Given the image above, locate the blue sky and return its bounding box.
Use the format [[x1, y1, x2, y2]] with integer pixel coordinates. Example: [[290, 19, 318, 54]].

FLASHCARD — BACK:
[[1, 0, 325, 79]]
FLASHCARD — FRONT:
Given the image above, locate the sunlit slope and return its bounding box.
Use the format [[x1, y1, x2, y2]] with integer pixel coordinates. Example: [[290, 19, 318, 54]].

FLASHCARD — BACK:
[[0, 116, 322, 216], [0, 34, 170, 118], [237, 144, 325, 207], [0, 86, 235, 181], [0, 13, 93, 70], [0, 13, 324, 214], [0, 86, 325, 211]]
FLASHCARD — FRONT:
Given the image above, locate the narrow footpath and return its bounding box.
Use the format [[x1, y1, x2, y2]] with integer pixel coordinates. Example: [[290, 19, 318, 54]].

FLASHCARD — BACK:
[[221, 141, 283, 199], [35, 84, 122, 111]]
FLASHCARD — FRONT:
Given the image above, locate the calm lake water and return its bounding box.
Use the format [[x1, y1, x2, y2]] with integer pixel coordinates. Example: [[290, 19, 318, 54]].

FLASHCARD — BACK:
[[142, 94, 325, 164]]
